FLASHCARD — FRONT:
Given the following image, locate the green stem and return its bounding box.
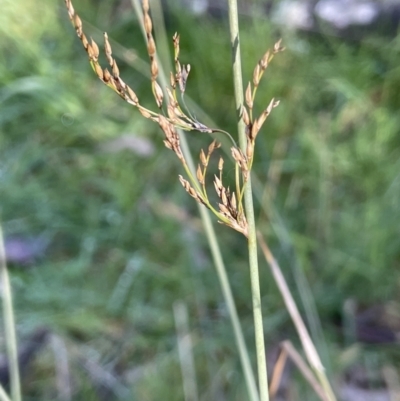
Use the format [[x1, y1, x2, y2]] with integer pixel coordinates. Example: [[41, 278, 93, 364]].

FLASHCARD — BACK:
[[0, 386, 11, 401], [0, 225, 22, 401], [227, 1, 269, 401]]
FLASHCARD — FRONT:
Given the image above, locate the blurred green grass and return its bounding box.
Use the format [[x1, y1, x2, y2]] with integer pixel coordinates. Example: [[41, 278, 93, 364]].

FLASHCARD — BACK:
[[1, 0, 400, 399]]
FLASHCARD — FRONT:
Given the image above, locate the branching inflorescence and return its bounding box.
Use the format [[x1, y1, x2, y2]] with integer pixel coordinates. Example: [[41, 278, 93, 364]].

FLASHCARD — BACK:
[[64, 0, 284, 238]]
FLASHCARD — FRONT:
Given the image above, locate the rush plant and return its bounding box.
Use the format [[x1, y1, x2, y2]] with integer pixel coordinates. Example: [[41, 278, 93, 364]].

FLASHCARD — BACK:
[[63, 1, 335, 401]]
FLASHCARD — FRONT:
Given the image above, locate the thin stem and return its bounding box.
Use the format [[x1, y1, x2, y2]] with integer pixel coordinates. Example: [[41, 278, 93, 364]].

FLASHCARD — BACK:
[[257, 233, 336, 401], [0, 225, 22, 401], [227, 1, 269, 401], [0, 386, 11, 401], [131, 2, 259, 401]]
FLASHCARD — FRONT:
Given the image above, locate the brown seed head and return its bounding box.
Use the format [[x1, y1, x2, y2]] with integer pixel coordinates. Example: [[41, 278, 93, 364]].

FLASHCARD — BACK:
[[200, 149, 207, 167], [214, 175, 223, 191], [231, 147, 243, 164], [126, 86, 139, 105], [144, 13, 152, 35], [173, 33, 180, 52], [153, 81, 164, 108], [91, 39, 99, 60], [218, 203, 230, 216], [196, 164, 204, 185], [104, 33, 112, 58], [87, 43, 95, 60], [242, 105, 250, 126], [163, 140, 173, 150], [231, 192, 237, 210], [255, 98, 279, 135], [208, 140, 220, 155], [260, 50, 270, 70], [245, 83, 253, 110], [74, 14, 82, 33], [150, 59, 159, 80], [251, 120, 260, 140], [253, 63, 261, 87], [65, 0, 74, 18], [170, 71, 176, 88], [81, 33, 88, 49], [218, 157, 224, 171], [139, 107, 152, 119], [246, 140, 254, 160], [112, 60, 120, 78], [221, 188, 228, 206], [167, 104, 176, 121], [103, 68, 111, 82], [142, 0, 149, 13], [94, 62, 103, 79], [147, 37, 156, 57]]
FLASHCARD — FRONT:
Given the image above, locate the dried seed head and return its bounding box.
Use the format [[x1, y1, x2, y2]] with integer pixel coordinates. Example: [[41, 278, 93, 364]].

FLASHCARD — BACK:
[[147, 37, 156, 57], [126, 86, 139, 105], [112, 60, 120, 78], [196, 164, 204, 185], [94, 62, 103, 79], [65, 0, 74, 18], [87, 44, 95, 60], [208, 140, 220, 155], [142, 0, 149, 13], [91, 39, 99, 60], [253, 63, 261, 87], [179, 175, 203, 203], [166, 87, 176, 104], [214, 175, 223, 191], [103, 68, 111, 82], [173, 32, 180, 55], [144, 13, 152, 35], [251, 120, 260, 140], [200, 149, 208, 167], [245, 83, 253, 110], [260, 50, 270, 70], [231, 147, 248, 173], [151, 59, 159, 79], [104, 33, 112, 59], [153, 81, 164, 108], [246, 140, 254, 160], [254, 98, 280, 137], [167, 104, 176, 121], [170, 71, 176, 88], [81, 33, 88, 49], [114, 76, 126, 92], [241, 105, 250, 126], [221, 188, 228, 206], [231, 147, 242, 164], [188, 186, 197, 198], [178, 64, 190, 93], [218, 203, 230, 216], [218, 157, 224, 171], [163, 139, 172, 150], [74, 14, 82, 33], [139, 106, 152, 119], [231, 192, 237, 210]]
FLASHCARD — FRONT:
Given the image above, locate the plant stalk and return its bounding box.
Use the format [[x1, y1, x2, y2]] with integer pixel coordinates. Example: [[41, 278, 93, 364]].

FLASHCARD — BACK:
[[0, 226, 22, 401], [227, 1, 269, 401]]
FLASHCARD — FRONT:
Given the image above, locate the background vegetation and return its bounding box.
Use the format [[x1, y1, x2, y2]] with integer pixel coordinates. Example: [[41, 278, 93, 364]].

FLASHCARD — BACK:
[[1, 0, 399, 399]]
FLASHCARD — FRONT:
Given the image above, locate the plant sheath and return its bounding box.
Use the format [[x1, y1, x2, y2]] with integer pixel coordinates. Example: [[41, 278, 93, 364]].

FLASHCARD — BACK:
[[0, 226, 21, 401]]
